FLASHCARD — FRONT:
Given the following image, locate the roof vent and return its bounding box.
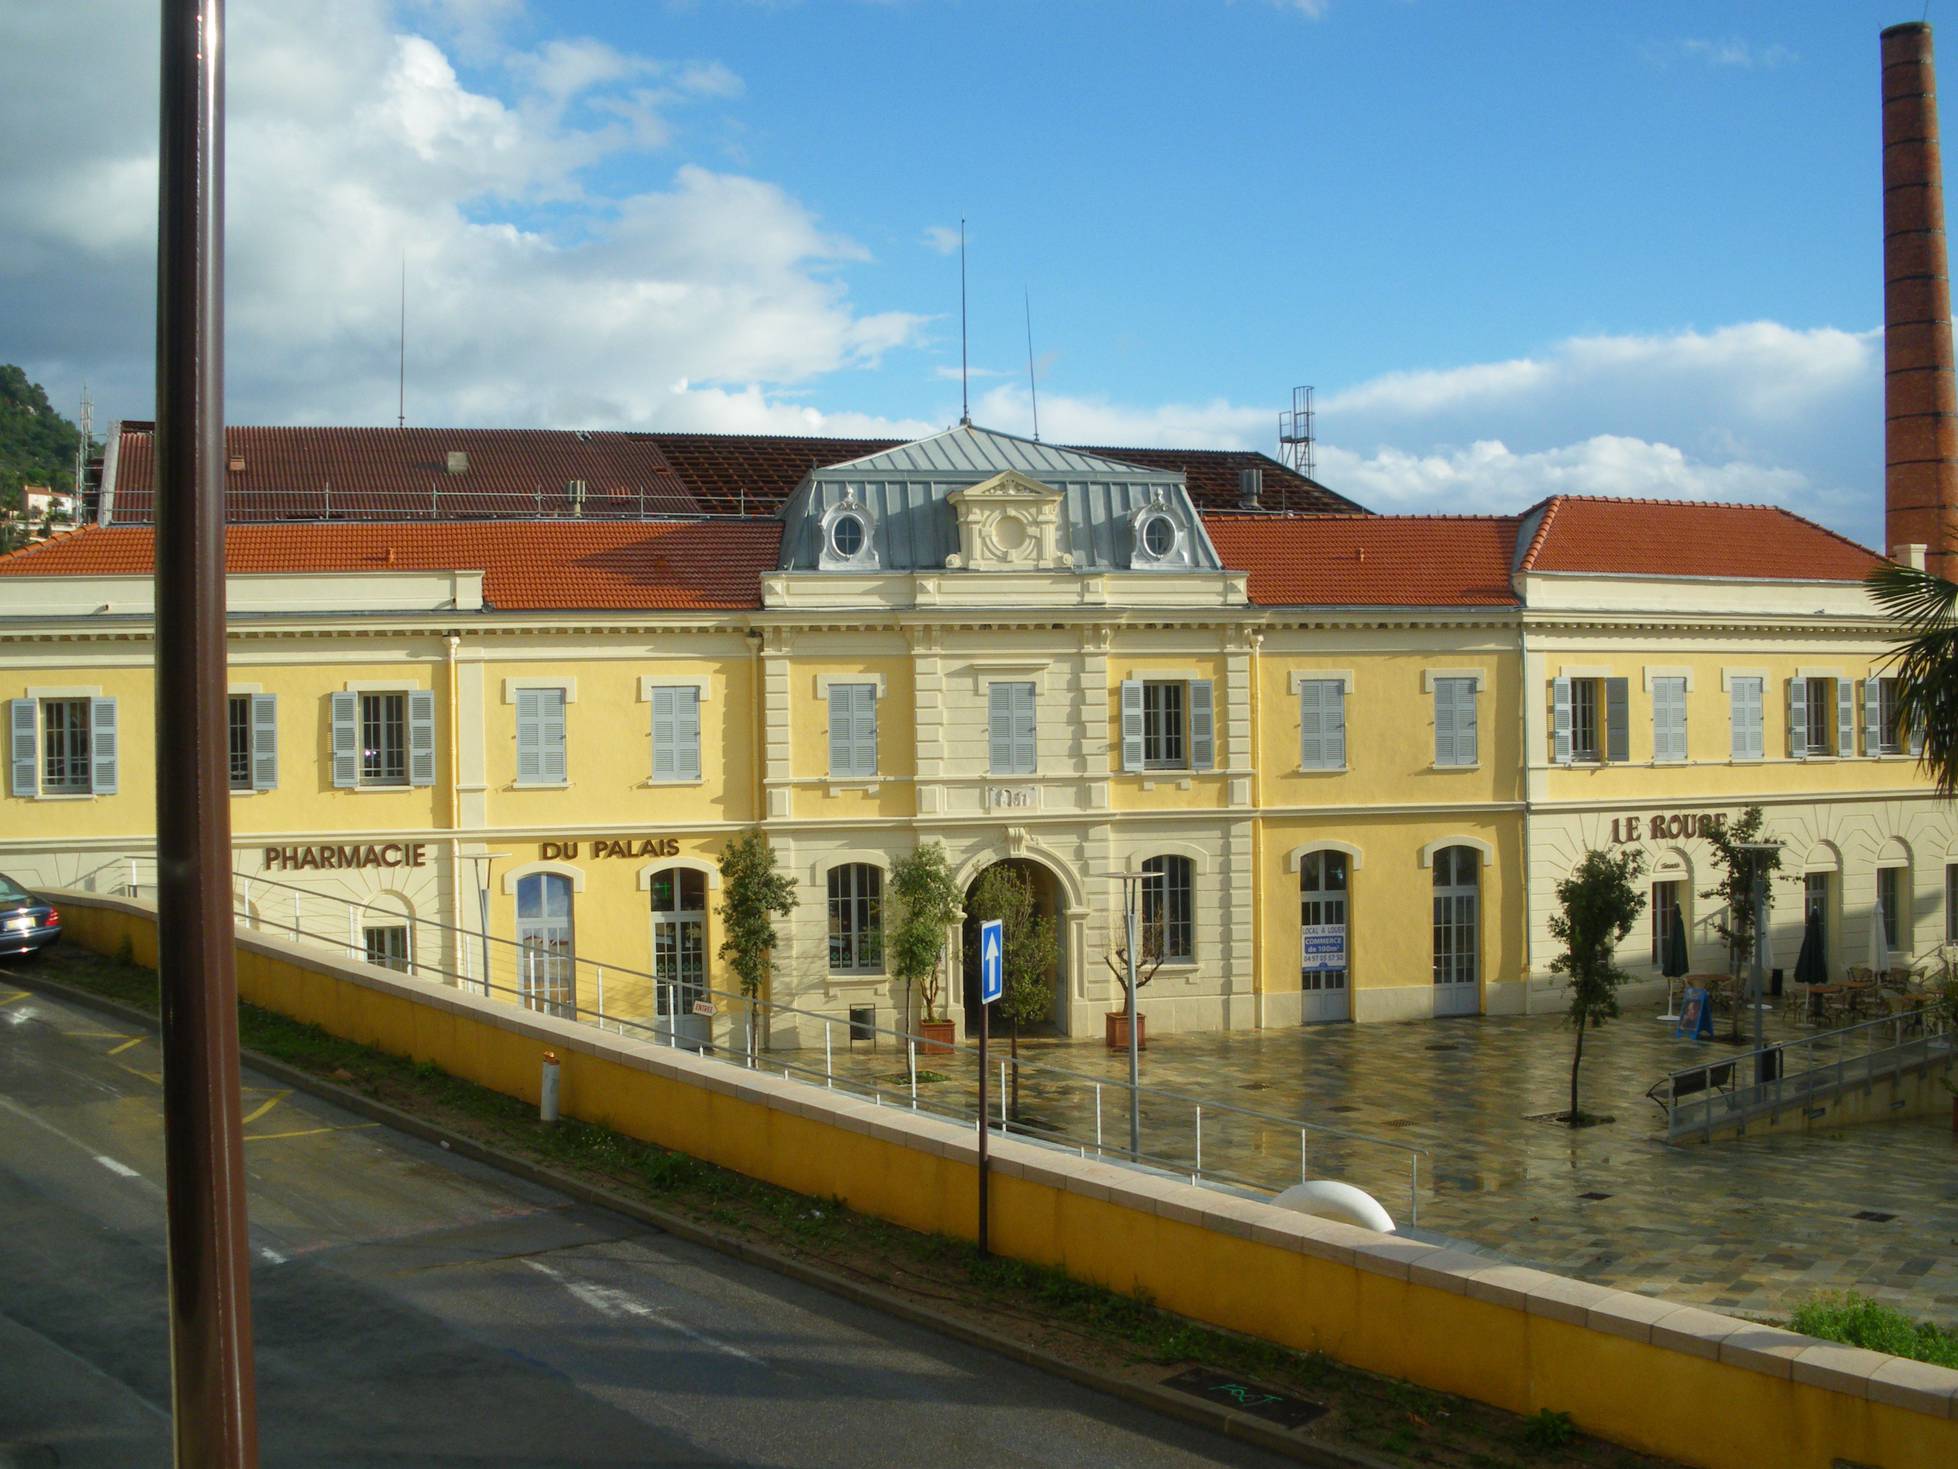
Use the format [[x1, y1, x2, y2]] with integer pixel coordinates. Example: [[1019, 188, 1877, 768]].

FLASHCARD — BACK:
[[1238, 466, 1263, 509], [227, 451, 246, 474], [445, 450, 469, 475], [567, 479, 587, 515]]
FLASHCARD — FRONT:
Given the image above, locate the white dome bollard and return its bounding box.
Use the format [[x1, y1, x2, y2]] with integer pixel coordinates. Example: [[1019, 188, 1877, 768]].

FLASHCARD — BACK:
[[1271, 1180, 1395, 1233]]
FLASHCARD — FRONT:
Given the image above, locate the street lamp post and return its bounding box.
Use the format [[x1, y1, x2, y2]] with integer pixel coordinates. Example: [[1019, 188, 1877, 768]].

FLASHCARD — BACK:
[[1736, 842, 1782, 1069], [462, 850, 510, 996]]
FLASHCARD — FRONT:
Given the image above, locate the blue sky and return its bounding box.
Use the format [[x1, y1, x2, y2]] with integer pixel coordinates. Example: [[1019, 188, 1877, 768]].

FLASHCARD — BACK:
[[0, 1, 1941, 546]]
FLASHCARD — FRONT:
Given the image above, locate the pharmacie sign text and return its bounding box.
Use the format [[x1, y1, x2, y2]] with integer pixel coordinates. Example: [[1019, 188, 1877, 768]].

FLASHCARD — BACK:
[[263, 842, 429, 871]]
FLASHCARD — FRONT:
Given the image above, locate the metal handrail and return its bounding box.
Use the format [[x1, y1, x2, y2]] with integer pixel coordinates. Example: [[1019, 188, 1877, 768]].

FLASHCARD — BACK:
[[53, 855, 1431, 1219]]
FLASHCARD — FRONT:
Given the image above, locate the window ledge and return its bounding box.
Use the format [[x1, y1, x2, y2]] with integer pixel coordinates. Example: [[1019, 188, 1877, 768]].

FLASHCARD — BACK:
[[1295, 766, 1349, 775], [825, 780, 881, 794], [826, 971, 889, 985], [512, 780, 571, 790], [228, 787, 263, 798], [645, 778, 707, 789], [1429, 763, 1481, 772], [349, 783, 414, 794], [29, 791, 97, 801], [1138, 777, 1195, 791]]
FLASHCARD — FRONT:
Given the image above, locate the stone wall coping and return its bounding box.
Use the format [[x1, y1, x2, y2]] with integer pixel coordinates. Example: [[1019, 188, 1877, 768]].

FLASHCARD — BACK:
[[46, 885, 1958, 1420]]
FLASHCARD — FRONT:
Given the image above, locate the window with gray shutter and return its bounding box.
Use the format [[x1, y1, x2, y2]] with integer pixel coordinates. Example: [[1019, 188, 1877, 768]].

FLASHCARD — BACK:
[[1787, 677, 1809, 758], [516, 688, 566, 785], [251, 693, 278, 791], [651, 686, 701, 782], [1652, 677, 1687, 763], [988, 682, 1036, 775], [89, 697, 117, 795], [10, 698, 36, 797], [1433, 678, 1477, 766], [1864, 678, 1882, 755], [1298, 679, 1346, 770], [828, 683, 877, 778], [1835, 679, 1855, 762], [1551, 677, 1572, 765], [330, 692, 359, 787], [408, 689, 436, 787], [1120, 680, 1145, 772]]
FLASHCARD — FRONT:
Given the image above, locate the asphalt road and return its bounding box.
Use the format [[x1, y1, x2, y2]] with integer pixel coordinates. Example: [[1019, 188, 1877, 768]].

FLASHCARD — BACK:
[[0, 971, 1291, 1468]]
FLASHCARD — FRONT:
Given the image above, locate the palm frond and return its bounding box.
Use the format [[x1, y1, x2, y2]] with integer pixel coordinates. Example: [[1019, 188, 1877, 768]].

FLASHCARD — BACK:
[[1866, 563, 1958, 798]]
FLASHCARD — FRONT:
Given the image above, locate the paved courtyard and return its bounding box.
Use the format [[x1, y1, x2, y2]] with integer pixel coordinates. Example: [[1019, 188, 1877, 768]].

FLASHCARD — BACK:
[[825, 1000, 1958, 1328]]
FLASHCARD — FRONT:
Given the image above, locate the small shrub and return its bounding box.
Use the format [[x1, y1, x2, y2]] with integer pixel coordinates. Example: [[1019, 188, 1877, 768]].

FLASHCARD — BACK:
[[1520, 1409, 1575, 1452], [1790, 1292, 1958, 1368], [115, 935, 135, 966]]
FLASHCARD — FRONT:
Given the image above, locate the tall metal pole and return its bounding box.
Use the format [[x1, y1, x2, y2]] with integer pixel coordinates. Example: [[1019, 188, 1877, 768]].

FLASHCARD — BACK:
[[976, 991, 990, 1255], [154, 1, 258, 1464], [1752, 869, 1769, 1056], [1125, 896, 1141, 1159]]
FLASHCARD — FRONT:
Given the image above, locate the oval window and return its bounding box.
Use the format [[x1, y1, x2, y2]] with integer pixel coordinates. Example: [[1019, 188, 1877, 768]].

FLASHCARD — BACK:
[[831, 513, 865, 558], [1141, 514, 1176, 558]]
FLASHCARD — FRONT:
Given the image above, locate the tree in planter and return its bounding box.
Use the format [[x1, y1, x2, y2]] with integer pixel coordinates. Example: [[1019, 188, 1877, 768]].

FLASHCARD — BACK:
[[967, 863, 1058, 1120], [1548, 847, 1645, 1127], [888, 841, 962, 1032], [1700, 805, 1784, 1040], [716, 830, 796, 1059], [1103, 910, 1170, 1037]]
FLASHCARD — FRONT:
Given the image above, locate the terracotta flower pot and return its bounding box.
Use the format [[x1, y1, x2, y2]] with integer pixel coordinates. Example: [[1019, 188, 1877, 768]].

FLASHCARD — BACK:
[[918, 1018, 956, 1055], [1105, 1010, 1146, 1050]]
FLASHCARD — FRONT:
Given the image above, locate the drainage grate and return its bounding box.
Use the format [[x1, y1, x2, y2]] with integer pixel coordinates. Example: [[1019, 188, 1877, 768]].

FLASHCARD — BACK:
[[1578, 1191, 1613, 1202], [1424, 1042, 1460, 1052], [1380, 1118, 1417, 1129], [1327, 1103, 1360, 1114], [1852, 1210, 1897, 1223], [1238, 1081, 1270, 1092]]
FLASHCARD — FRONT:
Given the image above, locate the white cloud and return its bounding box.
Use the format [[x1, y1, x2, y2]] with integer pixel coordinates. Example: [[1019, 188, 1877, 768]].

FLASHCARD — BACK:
[[1659, 37, 1798, 70], [0, 0, 924, 434], [921, 224, 963, 255]]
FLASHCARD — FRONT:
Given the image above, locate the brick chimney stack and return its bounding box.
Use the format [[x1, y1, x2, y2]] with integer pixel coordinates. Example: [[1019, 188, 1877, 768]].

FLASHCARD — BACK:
[[1883, 21, 1958, 576]]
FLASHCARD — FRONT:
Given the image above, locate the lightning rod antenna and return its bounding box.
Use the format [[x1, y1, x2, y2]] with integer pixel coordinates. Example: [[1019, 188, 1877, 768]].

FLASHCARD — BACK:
[[959, 219, 970, 427], [1024, 287, 1040, 442], [397, 254, 406, 430]]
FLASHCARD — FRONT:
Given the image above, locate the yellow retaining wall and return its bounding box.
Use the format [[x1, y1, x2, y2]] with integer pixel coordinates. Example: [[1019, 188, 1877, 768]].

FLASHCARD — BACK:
[[51, 891, 1957, 1469], [1693, 1056, 1957, 1143]]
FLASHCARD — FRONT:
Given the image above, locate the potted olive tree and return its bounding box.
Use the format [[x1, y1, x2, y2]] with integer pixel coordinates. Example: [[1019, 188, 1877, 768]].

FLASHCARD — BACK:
[[1103, 913, 1168, 1050], [889, 842, 962, 1053], [967, 863, 1058, 1119], [716, 830, 795, 1061]]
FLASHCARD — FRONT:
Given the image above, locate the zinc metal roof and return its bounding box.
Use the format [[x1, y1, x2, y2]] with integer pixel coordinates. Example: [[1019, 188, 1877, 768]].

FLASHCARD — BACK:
[[777, 423, 1224, 573]]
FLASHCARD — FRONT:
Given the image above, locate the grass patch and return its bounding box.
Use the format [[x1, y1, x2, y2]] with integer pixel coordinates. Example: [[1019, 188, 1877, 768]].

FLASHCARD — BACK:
[[1789, 1292, 1958, 1369], [23, 942, 1685, 1469]]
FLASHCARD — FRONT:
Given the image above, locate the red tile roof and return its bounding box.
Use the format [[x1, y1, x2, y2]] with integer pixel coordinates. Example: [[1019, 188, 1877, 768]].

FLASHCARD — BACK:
[[1517, 497, 1883, 581], [1204, 513, 1524, 607], [101, 425, 1358, 520], [0, 521, 778, 611]]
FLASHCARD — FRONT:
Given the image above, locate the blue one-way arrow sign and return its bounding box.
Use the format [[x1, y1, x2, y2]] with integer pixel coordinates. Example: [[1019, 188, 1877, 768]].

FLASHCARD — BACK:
[[979, 918, 1003, 1005]]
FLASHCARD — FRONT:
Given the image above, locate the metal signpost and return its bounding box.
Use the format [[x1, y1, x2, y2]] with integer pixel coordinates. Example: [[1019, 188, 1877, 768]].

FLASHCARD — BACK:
[[1737, 842, 1783, 1076], [976, 918, 1002, 1254]]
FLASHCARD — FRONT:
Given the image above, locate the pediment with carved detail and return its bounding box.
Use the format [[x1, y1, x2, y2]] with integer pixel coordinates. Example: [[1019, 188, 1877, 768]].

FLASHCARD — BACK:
[[944, 470, 1072, 571]]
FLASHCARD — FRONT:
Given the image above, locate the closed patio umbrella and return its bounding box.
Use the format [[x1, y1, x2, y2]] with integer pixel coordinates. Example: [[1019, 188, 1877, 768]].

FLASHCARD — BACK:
[[1793, 910, 1826, 988], [1663, 904, 1691, 979], [1870, 893, 1890, 978]]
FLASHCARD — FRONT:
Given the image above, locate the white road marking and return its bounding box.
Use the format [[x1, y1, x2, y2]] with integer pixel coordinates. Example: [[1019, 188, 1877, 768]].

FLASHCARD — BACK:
[[522, 1258, 761, 1364], [94, 1155, 139, 1178], [259, 1246, 288, 1265]]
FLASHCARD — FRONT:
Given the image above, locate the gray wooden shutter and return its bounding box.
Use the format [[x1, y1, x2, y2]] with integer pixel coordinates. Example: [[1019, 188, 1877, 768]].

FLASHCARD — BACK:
[[408, 689, 436, 787], [90, 697, 117, 795], [251, 693, 278, 791], [826, 684, 847, 776], [1455, 681, 1478, 766], [1551, 677, 1572, 765], [1744, 680, 1764, 760], [852, 685, 878, 776], [330, 692, 358, 788], [1433, 679, 1456, 765], [1787, 678, 1807, 758], [675, 689, 701, 781], [1910, 710, 1926, 756], [516, 689, 543, 783], [1120, 679, 1144, 772], [989, 683, 1014, 774], [1653, 678, 1686, 762], [1604, 678, 1630, 764], [1012, 683, 1035, 773], [1863, 678, 1881, 755], [651, 687, 677, 781], [542, 690, 566, 782], [1835, 679, 1855, 760], [1326, 683, 1346, 769], [1188, 680, 1215, 771], [9, 699, 36, 797], [1299, 679, 1324, 769]]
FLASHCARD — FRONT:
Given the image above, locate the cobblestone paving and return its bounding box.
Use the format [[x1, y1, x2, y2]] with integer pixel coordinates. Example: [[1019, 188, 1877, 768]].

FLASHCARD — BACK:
[[824, 1002, 1958, 1327]]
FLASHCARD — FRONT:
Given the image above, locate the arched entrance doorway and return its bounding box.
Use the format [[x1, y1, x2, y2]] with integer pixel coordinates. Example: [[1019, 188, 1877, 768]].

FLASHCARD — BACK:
[[961, 858, 1066, 1036]]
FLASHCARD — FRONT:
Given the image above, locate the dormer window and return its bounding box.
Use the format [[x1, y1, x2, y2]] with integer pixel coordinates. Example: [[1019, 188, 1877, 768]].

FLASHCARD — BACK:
[[816, 493, 879, 571], [1128, 493, 1194, 569], [830, 513, 865, 558], [1141, 513, 1177, 558]]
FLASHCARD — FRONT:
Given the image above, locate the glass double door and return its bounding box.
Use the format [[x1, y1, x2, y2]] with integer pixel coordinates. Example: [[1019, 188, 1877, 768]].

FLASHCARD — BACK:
[[1432, 847, 1480, 1017], [516, 873, 575, 1019], [1298, 850, 1349, 1024], [651, 867, 709, 1048]]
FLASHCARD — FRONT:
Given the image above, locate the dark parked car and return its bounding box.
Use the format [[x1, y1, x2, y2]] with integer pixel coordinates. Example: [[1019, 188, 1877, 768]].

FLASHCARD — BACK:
[[0, 873, 61, 958]]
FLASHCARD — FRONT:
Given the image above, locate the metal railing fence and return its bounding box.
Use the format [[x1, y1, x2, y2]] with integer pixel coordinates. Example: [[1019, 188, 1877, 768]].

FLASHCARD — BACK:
[[1657, 1002, 1956, 1142]]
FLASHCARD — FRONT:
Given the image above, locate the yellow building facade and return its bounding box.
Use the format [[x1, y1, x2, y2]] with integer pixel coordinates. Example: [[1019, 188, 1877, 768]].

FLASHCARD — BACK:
[[1, 425, 1948, 1043]]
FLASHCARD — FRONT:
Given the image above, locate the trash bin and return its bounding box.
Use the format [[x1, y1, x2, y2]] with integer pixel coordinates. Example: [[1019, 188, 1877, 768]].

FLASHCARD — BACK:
[[1769, 966, 1784, 998], [1756, 1046, 1783, 1086], [849, 1004, 877, 1047]]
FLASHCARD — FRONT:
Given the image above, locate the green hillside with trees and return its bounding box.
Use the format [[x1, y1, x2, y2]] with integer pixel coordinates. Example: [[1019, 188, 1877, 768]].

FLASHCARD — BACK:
[[1, 363, 87, 501]]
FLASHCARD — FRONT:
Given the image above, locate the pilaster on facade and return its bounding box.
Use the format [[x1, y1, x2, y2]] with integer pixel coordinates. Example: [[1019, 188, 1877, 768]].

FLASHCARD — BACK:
[[909, 623, 945, 816], [761, 626, 795, 822], [1224, 628, 1255, 807], [451, 637, 489, 832], [1079, 623, 1113, 789]]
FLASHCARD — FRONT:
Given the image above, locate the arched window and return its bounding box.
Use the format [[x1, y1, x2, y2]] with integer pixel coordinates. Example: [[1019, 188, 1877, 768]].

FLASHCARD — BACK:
[[827, 864, 884, 973], [1431, 846, 1479, 1015], [362, 892, 413, 974], [1141, 854, 1194, 964], [1299, 849, 1348, 1022], [516, 872, 575, 1018]]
